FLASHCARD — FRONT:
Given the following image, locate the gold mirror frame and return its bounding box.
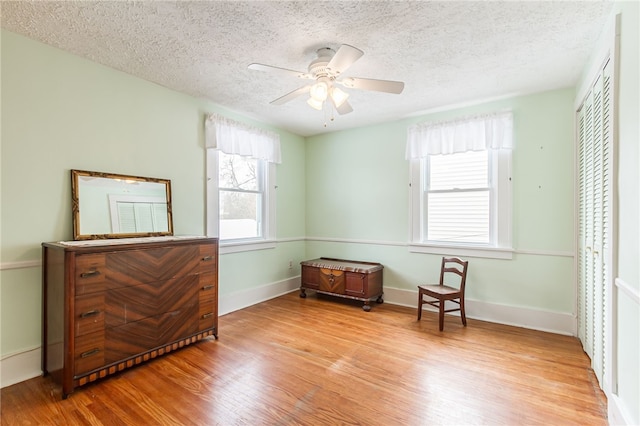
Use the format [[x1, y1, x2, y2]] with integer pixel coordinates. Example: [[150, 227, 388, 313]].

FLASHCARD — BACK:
[[71, 169, 173, 240]]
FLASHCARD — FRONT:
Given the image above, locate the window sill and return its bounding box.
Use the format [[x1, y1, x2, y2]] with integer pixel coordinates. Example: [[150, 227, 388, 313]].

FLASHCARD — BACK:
[[220, 239, 276, 254], [408, 243, 514, 260]]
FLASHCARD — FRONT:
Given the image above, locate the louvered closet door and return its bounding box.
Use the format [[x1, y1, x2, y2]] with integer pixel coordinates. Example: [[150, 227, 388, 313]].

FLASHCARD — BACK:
[[600, 60, 613, 384], [578, 90, 593, 358], [577, 58, 613, 387]]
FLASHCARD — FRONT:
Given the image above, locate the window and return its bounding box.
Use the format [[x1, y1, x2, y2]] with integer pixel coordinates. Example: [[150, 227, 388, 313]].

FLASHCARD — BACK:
[[205, 113, 280, 253], [406, 111, 513, 259], [425, 150, 490, 244], [218, 152, 265, 240]]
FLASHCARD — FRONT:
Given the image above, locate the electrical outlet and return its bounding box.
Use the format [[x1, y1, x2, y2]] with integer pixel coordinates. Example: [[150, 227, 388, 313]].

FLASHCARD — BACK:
[[288, 260, 293, 270]]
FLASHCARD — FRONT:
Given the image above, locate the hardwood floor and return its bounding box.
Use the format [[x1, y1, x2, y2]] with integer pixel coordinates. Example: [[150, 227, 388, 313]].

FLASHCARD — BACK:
[[1, 292, 607, 425]]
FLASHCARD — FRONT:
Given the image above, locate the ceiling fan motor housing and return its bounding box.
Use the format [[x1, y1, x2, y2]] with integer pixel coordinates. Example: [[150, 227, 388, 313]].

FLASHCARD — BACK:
[[308, 47, 336, 80]]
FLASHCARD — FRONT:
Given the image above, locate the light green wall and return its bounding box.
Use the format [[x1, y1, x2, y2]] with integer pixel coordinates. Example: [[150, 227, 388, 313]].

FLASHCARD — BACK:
[[612, 1, 639, 423], [0, 30, 306, 357], [0, 268, 42, 356], [306, 89, 576, 312], [306, 122, 409, 242]]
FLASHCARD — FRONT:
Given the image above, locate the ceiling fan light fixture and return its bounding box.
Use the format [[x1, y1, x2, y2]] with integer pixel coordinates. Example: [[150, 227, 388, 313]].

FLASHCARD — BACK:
[[309, 81, 328, 101], [330, 86, 349, 107], [307, 97, 324, 110]]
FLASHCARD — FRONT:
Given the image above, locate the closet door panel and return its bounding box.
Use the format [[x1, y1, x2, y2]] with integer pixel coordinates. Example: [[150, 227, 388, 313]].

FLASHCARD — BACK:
[[576, 57, 613, 388]]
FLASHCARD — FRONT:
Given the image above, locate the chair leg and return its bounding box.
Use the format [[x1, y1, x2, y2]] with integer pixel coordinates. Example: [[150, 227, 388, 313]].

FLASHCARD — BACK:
[[460, 298, 467, 327], [438, 300, 445, 332], [417, 293, 422, 320]]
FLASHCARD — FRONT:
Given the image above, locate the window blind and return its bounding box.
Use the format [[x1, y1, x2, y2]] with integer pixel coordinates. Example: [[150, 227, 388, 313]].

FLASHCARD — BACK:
[[425, 150, 490, 243]]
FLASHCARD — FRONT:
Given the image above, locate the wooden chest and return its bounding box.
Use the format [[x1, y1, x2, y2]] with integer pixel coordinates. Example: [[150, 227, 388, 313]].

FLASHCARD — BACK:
[[300, 257, 383, 311], [42, 237, 218, 398]]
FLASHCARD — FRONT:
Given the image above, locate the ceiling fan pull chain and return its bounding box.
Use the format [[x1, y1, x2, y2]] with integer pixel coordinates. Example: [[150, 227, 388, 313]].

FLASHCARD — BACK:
[[323, 101, 329, 127]]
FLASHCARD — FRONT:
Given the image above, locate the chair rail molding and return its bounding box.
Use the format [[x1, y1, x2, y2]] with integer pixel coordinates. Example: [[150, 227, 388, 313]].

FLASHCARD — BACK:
[[0, 260, 41, 271], [615, 277, 639, 304]]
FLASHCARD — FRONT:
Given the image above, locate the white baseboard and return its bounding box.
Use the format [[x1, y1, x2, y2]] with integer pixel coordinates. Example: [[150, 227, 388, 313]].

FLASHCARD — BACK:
[[382, 287, 576, 336], [219, 276, 300, 316], [608, 393, 635, 425], [1, 278, 576, 389], [1, 346, 42, 388]]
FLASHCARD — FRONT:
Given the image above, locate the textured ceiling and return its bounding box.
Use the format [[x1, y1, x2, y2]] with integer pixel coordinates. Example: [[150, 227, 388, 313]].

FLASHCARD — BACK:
[[1, 1, 613, 136]]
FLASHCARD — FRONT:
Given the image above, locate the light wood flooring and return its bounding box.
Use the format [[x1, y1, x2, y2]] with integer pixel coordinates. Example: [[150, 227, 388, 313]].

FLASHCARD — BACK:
[[1, 291, 607, 425]]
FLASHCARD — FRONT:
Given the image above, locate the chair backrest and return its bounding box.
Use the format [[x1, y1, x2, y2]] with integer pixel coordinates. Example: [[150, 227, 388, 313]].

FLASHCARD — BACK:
[[438, 257, 469, 293]]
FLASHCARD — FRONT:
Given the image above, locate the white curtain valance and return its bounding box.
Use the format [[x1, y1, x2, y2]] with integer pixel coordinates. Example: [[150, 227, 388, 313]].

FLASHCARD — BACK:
[[205, 113, 281, 164], [405, 111, 513, 159]]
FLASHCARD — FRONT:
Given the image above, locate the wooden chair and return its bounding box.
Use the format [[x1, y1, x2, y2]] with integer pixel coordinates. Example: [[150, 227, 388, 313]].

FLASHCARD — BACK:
[[417, 257, 469, 331]]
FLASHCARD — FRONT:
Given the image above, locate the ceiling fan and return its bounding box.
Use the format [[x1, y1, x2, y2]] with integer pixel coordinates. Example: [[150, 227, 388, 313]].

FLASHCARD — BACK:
[[248, 44, 404, 116]]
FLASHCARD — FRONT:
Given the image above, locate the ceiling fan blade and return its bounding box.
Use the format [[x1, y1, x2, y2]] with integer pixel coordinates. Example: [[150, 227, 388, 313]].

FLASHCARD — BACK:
[[332, 98, 353, 115], [248, 63, 312, 80], [339, 77, 405, 94], [326, 44, 364, 75], [270, 85, 311, 105]]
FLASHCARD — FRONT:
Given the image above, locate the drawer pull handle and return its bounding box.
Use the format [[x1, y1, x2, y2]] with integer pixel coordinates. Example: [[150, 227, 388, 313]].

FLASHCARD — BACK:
[[80, 270, 101, 278], [202, 256, 213, 261], [202, 285, 214, 291], [81, 348, 100, 358], [202, 312, 214, 319], [81, 309, 100, 318]]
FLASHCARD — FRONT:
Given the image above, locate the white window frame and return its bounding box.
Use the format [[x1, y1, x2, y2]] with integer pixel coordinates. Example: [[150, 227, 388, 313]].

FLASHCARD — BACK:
[[206, 149, 276, 254], [409, 149, 513, 259]]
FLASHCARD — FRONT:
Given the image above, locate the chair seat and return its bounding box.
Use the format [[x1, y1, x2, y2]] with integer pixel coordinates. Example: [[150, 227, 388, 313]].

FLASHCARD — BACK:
[[418, 284, 461, 296]]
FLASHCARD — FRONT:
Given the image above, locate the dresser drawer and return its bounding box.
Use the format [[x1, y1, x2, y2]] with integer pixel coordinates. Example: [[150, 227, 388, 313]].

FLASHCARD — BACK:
[[199, 275, 217, 331], [75, 331, 105, 375], [105, 306, 199, 362], [75, 294, 105, 337], [105, 275, 199, 327], [75, 254, 106, 296], [199, 300, 216, 330], [105, 246, 201, 288], [199, 244, 217, 273]]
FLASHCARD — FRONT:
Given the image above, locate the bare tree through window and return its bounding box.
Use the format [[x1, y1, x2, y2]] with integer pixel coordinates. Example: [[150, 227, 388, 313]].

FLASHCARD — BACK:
[[219, 152, 263, 239]]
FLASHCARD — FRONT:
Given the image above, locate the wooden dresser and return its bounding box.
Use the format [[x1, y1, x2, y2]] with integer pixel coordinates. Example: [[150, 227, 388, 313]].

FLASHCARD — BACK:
[[300, 257, 383, 311], [42, 236, 218, 398]]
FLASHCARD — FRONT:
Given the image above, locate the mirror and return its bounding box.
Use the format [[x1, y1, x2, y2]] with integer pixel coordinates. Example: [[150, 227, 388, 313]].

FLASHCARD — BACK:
[[71, 169, 173, 240]]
